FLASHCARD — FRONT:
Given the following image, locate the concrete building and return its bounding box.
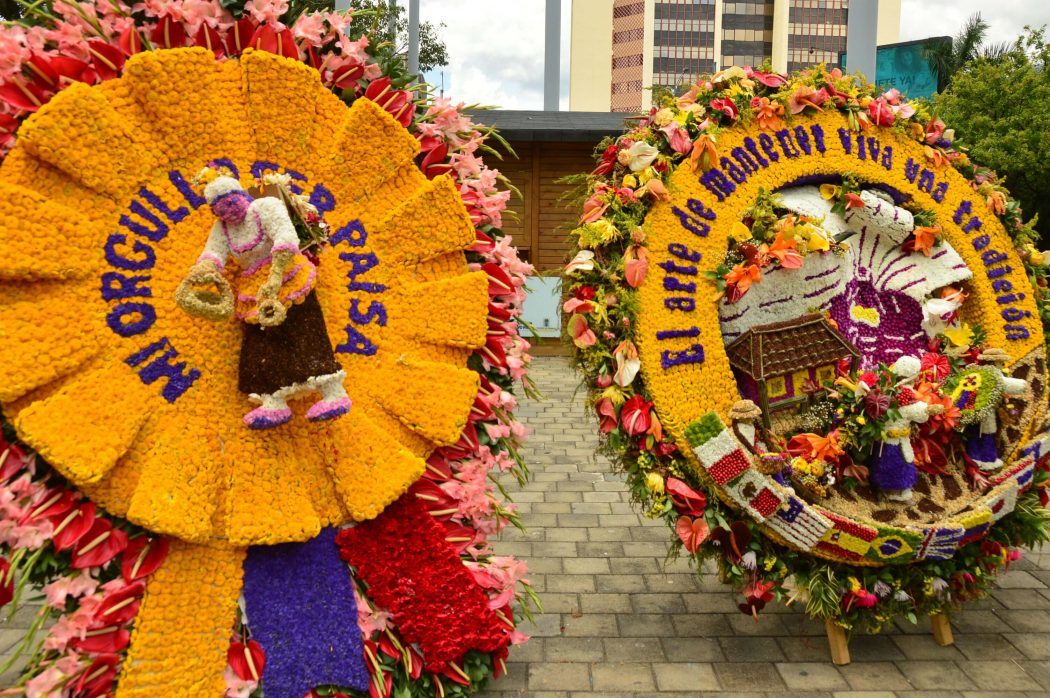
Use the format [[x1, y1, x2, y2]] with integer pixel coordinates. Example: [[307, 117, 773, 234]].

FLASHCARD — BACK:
[[570, 0, 901, 112]]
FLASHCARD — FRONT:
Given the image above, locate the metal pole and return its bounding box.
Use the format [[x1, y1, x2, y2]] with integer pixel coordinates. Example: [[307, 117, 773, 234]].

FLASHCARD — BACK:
[[544, 0, 561, 111], [846, 0, 879, 83], [387, 0, 396, 44], [407, 0, 420, 76], [333, 0, 350, 10]]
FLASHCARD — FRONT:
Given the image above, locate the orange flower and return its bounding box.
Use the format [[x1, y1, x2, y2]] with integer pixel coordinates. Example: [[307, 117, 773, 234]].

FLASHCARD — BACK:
[[723, 262, 762, 303], [689, 133, 718, 172], [912, 226, 940, 256], [767, 233, 803, 269], [749, 96, 785, 131], [924, 145, 949, 169]]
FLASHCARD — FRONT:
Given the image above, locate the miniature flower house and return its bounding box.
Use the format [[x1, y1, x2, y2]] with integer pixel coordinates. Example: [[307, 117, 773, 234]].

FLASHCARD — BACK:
[[726, 313, 860, 426]]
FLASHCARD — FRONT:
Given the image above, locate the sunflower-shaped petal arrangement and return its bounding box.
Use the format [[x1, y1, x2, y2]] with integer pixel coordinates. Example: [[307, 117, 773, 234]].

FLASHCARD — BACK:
[[0, 44, 528, 697], [0, 47, 487, 546]]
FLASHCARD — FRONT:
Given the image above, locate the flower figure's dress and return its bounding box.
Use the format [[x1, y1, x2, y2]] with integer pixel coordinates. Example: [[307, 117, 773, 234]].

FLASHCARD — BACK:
[[958, 370, 1028, 471], [197, 195, 342, 397], [871, 387, 929, 493]]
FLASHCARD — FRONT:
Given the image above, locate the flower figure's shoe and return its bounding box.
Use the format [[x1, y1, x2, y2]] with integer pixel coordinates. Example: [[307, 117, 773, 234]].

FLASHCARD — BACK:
[[886, 488, 913, 503], [307, 396, 351, 422], [244, 406, 293, 429]]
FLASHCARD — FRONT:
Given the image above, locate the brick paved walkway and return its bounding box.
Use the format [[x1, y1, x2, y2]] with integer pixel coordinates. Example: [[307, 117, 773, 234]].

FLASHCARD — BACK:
[[482, 357, 1050, 698]]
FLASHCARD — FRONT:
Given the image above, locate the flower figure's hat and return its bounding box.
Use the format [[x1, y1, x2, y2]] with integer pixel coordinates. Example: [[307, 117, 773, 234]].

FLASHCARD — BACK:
[[729, 399, 762, 421], [204, 175, 247, 205], [891, 355, 922, 381]]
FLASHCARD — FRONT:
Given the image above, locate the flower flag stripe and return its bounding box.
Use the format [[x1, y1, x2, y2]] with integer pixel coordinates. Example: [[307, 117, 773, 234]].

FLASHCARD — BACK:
[[116, 540, 245, 697], [242, 528, 369, 696], [337, 496, 511, 671]]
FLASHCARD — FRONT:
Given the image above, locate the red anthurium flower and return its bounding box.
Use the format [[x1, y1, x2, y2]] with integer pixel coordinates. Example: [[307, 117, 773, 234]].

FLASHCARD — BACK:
[[666, 477, 707, 517], [478, 333, 508, 368], [377, 632, 400, 660], [419, 142, 450, 179], [368, 669, 392, 698], [71, 625, 130, 654], [491, 645, 510, 679], [151, 15, 188, 49], [747, 67, 788, 87], [86, 41, 125, 81], [471, 229, 496, 254], [364, 77, 414, 127], [440, 420, 479, 460], [675, 515, 710, 554], [0, 439, 28, 482], [121, 535, 169, 583], [71, 518, 129, 569], [0, 79, 48, 112], [868, 97, 896, 127], [95, 582, 144, 625], [225, 17, 258, 56], [251, 25, 299, 59], [194, 24, 226, 58], [119, 27, 147, 56], [709, 97, 739, 121], [21, 489, 75, 525], [439, 662, 472, 686], [409, 480, 457, 519], [406, 644, 424, 680], [596, 398, 618, 434], [739, 579, 776, 617], [620, 395, 652, 436], [50, 502, 97, 552], [441, 523, 477, 553], [709, 521, 752, 562], [424, 452, 453, 482], [228, 638, 266, 682], [0, 558, 14, 608], [75, 654, 121, 698], [481, 262, 515, 297], [25, 54, 60, 90]]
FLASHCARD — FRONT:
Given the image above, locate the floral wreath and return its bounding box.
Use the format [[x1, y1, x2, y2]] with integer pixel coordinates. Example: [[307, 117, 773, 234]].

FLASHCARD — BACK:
[[565, 64, 1050, 632], [0, 2, 535, 697]]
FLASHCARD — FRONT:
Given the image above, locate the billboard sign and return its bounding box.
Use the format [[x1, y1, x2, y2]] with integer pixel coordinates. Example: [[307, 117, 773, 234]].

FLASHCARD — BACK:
[[841, 37, 950, 100]]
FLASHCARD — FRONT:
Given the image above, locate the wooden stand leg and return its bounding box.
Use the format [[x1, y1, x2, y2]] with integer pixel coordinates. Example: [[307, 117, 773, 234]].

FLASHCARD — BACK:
[[825, 618, 851, 665], [930, 612, 954, 646]]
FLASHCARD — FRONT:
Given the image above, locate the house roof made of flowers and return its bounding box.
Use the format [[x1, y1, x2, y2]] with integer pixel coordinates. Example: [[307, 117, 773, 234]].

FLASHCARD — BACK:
[[725, 313, 860, 381]]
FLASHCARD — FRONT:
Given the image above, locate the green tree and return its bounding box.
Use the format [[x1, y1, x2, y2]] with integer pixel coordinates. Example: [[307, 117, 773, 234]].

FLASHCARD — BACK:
[[924, 13, 1013, 87], [347, 0, 449, 74], [934, 28, 1050, 239]]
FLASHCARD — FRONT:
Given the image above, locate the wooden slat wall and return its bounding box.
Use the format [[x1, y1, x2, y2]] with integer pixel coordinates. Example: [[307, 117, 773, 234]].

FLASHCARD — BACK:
[[497, 140, 596, 274]]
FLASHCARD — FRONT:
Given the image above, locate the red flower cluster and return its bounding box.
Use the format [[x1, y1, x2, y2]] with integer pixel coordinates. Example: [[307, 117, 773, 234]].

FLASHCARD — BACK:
[[336, 497, 511, 672]]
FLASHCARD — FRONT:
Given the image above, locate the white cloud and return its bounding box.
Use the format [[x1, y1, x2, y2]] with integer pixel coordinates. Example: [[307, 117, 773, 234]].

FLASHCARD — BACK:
[[412, 0, 570, 110], [407, 1, 1050, 110], [898, 0, 1049, 46]]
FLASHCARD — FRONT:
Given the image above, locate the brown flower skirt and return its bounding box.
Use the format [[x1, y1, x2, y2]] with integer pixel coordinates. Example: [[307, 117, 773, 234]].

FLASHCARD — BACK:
[[238, 290, 342, 395]]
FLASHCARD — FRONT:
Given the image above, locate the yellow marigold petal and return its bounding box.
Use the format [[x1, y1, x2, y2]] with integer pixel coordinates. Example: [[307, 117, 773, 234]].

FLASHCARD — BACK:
[[241, 48, 322, 167], [369, 356, 479, 446], [369, 174, 476, 266], [17, 82, 164, 200], [122, 48, 253, 168], [14, 360, 155, 484], [0, 148, 118, 219], [117, 541, 244, 698], [326, 408, 426, 521], [0, 279, 103, 403], [125, 433, 225, 543], [0, 183, 101, 280], [220, 433, 327, 546], [314, 96, 420, 207], [386, 272, 490, 349]]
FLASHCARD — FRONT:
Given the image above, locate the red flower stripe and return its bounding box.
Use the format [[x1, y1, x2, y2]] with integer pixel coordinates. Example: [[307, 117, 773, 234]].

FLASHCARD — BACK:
[[336, 496, 510, 671]]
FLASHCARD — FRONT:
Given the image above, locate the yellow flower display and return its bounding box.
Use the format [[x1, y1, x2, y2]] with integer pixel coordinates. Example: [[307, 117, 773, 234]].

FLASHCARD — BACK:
[[0, 48, 488, 547]]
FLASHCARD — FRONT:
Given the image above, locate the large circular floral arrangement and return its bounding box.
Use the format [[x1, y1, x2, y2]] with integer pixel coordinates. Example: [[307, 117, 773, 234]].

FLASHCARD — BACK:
[[0, 3, 534, 697], [566, 64, 1050, 632]]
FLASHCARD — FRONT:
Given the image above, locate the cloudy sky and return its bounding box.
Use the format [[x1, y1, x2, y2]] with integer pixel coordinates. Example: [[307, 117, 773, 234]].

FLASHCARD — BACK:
[[411, 0, 1049, 111]]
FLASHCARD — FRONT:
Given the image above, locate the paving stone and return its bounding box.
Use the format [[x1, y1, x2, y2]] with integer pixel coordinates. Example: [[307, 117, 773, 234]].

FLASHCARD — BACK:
[[777, 661, 850, 690], [527, 662, 591, 691], [958, 661, 1043, 691], [713, 662, 787, 691], [652, 662, 719, 691], [839, 662, 913, 690], [604, 637, 667, 663], [896, 661, 979, 690], [545, 637, 605, 663], [591, 663, 655, 692]]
